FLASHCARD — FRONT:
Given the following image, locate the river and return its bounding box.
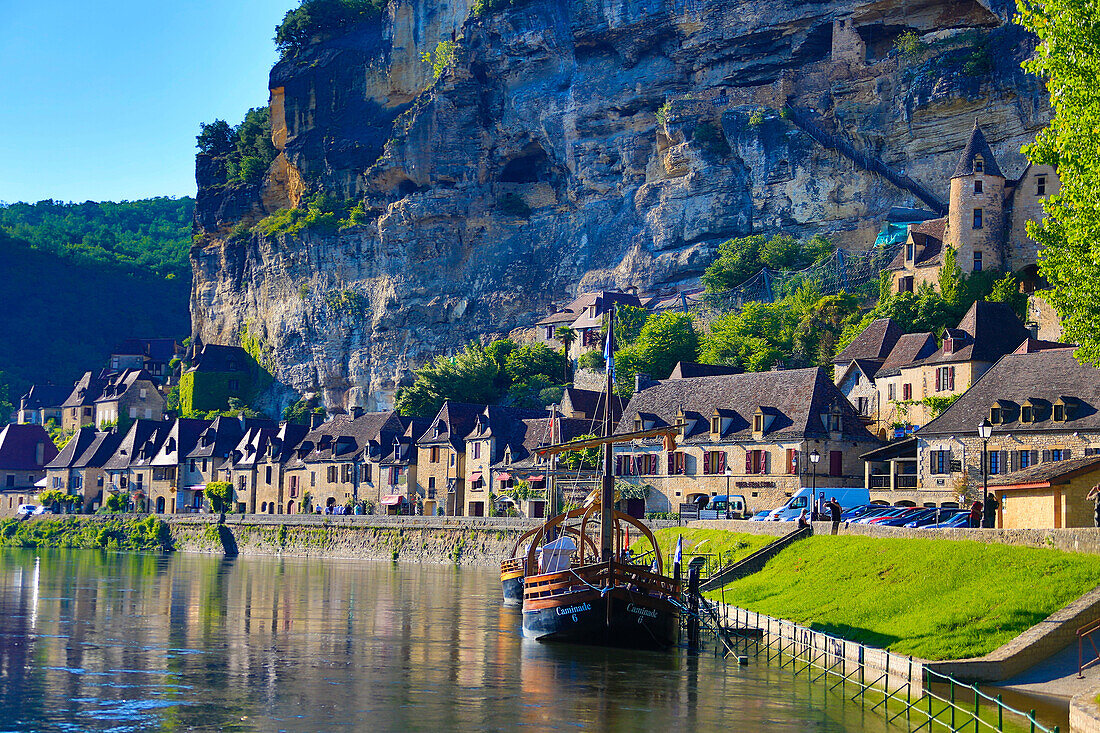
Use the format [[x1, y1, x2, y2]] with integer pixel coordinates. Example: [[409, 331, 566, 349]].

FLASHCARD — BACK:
[[0, 549, 912, 732]]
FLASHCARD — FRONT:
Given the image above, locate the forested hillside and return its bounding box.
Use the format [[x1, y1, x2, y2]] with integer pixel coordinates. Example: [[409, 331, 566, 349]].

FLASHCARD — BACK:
[[0, 198, 193, 405]]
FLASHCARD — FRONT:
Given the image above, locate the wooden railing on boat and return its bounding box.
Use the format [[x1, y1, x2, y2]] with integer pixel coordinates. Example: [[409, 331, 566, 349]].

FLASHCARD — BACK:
[[501, 556, 525, 576], [523, 560, 680, 603]]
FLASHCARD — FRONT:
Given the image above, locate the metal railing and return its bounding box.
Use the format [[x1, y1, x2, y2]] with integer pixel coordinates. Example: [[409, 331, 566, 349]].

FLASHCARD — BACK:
[[696, 606, 1059, 733], [1078, 617, 1100, 678]]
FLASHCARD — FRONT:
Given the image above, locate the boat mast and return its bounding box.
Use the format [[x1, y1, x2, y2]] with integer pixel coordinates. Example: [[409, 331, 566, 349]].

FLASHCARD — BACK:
[[601, 306, 616, 561]]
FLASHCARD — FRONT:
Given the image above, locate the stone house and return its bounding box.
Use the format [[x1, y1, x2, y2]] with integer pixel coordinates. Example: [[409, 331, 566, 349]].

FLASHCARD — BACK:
[[534, 291, 642, 360], [17, 384, 71, 426], [228, 422, 310, 515], [44, 428, 121, 513], [283, 411, 410, 513], [461, 406, 552, 517], [94, 370, 166, 428], [888, 122, 1059, 293], [415, 402, 484, 516], [182, 415, 274, 513], [612, 369, 881, 515], [867, 332, 939, 438], [559, 387, 624, 424], [180, 343, 255, 413], [60, 371, 106, 433], [832, 317, 904, 424], [988, 456, 1100, 529], [488, 415, 592, 518], [146, 418, 210, 514], [379, 418, 429, 513], [100, 420, 170, 511], [108, 338, 182, 383], [910, 347, 1100, 511], [0, 424, 59, 516]]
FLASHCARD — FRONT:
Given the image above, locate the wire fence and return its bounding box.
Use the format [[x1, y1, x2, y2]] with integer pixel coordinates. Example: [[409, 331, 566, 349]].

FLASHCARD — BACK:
[[694, 242, 904, 319]]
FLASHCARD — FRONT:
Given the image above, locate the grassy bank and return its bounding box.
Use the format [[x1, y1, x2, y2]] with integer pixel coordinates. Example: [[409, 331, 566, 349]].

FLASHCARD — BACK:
[[708, 534, 1100, 660], [630, 528, 775, 569], [0, 516, 172, 552]]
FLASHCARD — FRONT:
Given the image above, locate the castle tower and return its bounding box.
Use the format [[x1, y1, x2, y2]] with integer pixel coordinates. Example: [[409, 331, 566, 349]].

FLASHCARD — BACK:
[[945, 121, 1006, 274]]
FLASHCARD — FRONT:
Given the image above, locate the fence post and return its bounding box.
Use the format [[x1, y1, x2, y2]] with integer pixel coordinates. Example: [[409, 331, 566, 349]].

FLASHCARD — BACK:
[[1030, 709, 1036, 733], [951, 679, 956, 729], [974, 683, 980, 732], [996, 693, 1003, 731]]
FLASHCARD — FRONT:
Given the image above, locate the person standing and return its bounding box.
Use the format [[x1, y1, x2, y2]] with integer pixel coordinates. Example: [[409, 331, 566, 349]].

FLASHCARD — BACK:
[[969, 500, 982, 529], [1088, 485, 1100, 527], [827, 496, 842, 535], [982, 492, 999, 528]]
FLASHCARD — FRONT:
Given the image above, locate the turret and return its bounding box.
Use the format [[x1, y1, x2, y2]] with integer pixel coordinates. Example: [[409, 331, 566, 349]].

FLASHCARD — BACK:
[[945, 121, 1006, 273]]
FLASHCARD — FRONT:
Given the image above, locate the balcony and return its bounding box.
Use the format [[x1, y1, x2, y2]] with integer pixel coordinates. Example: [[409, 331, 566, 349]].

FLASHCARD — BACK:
[[869, 474, 918, 490]]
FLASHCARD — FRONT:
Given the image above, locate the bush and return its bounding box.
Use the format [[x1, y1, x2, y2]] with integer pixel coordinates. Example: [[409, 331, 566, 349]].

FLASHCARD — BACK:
[[205, 481, 234, 513], [104, 493, 128, 513], [197, 107, 277, 188], [577, 350, 605, 371]]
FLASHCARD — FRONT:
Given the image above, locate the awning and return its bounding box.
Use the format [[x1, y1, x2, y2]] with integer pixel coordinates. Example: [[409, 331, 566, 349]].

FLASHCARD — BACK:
[[496, 472, 511, 481], [526, 475, 545, 482], [184, 485, 206, 493], [470, 471, 482, 481], [381, 494, 403, 506], [34, 477, 47, 488]]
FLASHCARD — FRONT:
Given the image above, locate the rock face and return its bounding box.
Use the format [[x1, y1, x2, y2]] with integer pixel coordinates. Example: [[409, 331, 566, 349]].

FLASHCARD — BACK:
[[191, 0, 1049, 414]]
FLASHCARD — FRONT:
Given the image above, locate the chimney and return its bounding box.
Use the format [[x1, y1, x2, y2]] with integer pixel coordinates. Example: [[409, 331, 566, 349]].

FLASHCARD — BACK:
[[351, 406, 365, 419], [310, 412, 326, 430], [634, 373, 652, 394]]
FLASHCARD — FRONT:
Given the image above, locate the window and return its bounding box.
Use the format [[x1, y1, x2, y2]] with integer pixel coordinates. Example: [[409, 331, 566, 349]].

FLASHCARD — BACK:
[[363, 464, 372, 482], [753, 414, 764, 433], [1018, 449, 1035, 468], [902, 383, 912, 401], [930, 449, 951, 474], [702, 451, 726, 475], [899, 276, 915, 294], [973, 179, 983, 194], [888, 383, 896, 401], [341, 463, 352, 483], [428, 477, 436, 490], [327, 465, 337, 483], [289, 475, 299, 497], [857, 397, 868, 415], [906, 243, 915, 261], [973, 251, 983, 272], [202, 459, 208, 472], [786, 449, 798, 475], [1037, 176, 1047, 196], [545, 326, 554, 340], [430, 446, 439, 463], [140, 388, 147, 399], [189, 459, 196, 472], [829, 450, 842, 477], [974, 157, 984, 174], [988, 451, 1002, 475], [228, 379, 240, 392], [989, 407, 1001, 424], [667, 451, 687, 476], [310, 471, 315, 487], [828, 413, 841, 431], [265, 466, 272, 484], [129, 407, 138, 418], [120, 475, 128, 489], [711, 416, 720, 434], [973, 209, 983, 230], [745, 450, 767, 475], [83, 407, 93, 417], [473, 442, 481, 460], [1054, 403, 1066, 422], [1048, 448, 1071, 462], [1021, 405, 1033, 423], [935, 366, 956, 392]]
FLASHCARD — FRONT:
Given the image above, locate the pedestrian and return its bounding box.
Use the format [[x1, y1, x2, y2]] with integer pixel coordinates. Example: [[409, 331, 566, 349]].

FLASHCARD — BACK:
[[1088, 485, 1100, 528], [969, 500, 982, 529], [982, 492, 999, 528], [827, 496, 842, 535], [797, 508, 810, 529]]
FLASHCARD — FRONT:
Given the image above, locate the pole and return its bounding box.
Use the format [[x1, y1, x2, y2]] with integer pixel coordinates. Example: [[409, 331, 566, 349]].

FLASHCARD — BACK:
[[981, 437, 988, 529], [600, 308, 616, 562]]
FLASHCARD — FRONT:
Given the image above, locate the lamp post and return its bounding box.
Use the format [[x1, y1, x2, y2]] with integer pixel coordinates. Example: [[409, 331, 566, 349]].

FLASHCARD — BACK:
[[724, 467, 734, 519], [977, 419, 993, 528], [809, 449, 820, 518]]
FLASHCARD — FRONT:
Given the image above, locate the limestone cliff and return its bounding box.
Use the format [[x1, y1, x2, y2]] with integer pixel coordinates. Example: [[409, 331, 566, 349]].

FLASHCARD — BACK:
[[191, 0, 1049, 414]]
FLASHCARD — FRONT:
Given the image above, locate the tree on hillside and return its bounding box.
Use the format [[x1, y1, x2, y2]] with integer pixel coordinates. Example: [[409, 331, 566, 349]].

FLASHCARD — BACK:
[[613, 312, 699, 393], [702, 233, 836, 293], [554, 326, 576, 381], [614, 304, 649, 346], [275, 0, 385, 57], [1017, 0, 1100, 364]]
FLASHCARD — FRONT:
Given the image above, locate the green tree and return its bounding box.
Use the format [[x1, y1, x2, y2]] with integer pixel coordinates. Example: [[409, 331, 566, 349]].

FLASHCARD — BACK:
[[275, 0, 385, 57], [284, 395, 325, 424], [759, 234, 802, 270], [613, 312, 699, 393], [1016, 0, 1100, 362], [702, 235, 766, 292], [560, 433, 600, 470], [985, 273, 1027, 320], [394, 342, 501, 417], [554, 326, 576, 382], [614, 304, 649, 346], [505, 343, 566, 385], [205, 481, 234, 513], [577, 350, 605, 371]]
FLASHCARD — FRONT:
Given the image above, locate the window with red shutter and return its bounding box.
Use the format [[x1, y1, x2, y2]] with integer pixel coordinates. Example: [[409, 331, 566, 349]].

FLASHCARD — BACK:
[[787, 449, 797, 475], [703, 452, 711, 475], [717, 451, 727, 474], [760, 451, 769, 475], [949, 367, 955, 390], [829, 450, 842, 477], [667, 452, 675, 475]]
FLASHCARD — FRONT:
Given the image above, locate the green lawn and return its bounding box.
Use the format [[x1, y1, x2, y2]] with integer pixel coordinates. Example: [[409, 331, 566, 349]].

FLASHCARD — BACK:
[[630, 528, 775, 572], [708, 534, 1100, 661]]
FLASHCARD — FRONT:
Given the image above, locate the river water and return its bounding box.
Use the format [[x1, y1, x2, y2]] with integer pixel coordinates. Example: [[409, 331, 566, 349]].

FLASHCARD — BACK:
[[0, 549, 911, 732]]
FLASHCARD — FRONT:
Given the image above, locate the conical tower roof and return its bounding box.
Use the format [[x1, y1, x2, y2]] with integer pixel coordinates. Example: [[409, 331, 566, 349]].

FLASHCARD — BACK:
[[951, 120, 1003, 179]]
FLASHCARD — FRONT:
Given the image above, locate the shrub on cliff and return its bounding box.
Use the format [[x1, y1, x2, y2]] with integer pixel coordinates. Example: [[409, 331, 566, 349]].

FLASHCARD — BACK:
[[275, 0, 385, 58], [197, 107, 277, 187]]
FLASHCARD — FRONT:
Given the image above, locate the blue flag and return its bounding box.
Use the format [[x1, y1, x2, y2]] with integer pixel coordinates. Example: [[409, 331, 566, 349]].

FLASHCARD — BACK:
[[604, 320, 615, 381], [674, 535, 683, 566]]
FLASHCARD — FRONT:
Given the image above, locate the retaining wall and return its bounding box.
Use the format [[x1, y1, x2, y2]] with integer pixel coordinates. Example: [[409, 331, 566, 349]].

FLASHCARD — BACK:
[[1071, 688, 1100, 733]]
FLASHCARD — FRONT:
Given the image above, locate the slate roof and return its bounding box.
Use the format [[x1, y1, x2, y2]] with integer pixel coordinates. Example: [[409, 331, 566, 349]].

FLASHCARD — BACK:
[[987, 456, 1100, 488], [1013, 337, 1076, 354], [95, 369, 156, 404], [61, 371, 106, 408], [560, 387, 625, 423], [886, 229, 944, 271], [920, 347, 1100, 436], [465, 405, 552, 447], [151, 418, 211, 467], [46, 427, 100, 470], [834, 318, 904, 363], [103, 420, 171, 471], [417, 402, 489, 450], [668, 361, 744, 379], [493, 416, 592, 470], [129, 421, 172, 469], [187, 344, 250, 373], [914, 301, 1030, 367], [380, 418, 431, 466], [614, 368, 878, 444], [186, 415, 275, 461], [876, 333, 938, 377], [72, 431, 122, 470], [112, 338, 181, 362], [952, 121, 1004, 179], [289, 411, 407, 466], [20, 385, 73, 411], [0, 424, 58, 470], [536, 291, 642, 329]]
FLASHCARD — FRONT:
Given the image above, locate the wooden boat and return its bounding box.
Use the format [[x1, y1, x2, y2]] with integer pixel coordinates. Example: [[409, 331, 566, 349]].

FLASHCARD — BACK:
[[500, 512, 598, 606], [518, 307, 682, 649]]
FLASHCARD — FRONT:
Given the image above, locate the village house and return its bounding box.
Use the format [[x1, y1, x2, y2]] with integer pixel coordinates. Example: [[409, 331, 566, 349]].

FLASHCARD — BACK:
[[896, 346, 1100, 512], [100, 420, 170, 512], [987, 456, 1100, 529], [489, 415, 592, 518], [0, 424, 59, 516], [461, 406, 552, 517], [108, 338, 183, 383], [379, 418, 429, 514], [180, 343, 255, 413], [146, 417, 210, 514], [611, 368, 881, 515], [60, 371, 106, 433], [559, 387, 624, 423], [227, 422, 310, 515], [17, 384, 71, 426], [181, 415, 274, 513], [887, 121, 1059, 293], [283, 411, 412, 513], [44, 428, 121, 513], [534, 291, 642, 360], [93, 369, 167, 428], [416, 402, 484, 516]]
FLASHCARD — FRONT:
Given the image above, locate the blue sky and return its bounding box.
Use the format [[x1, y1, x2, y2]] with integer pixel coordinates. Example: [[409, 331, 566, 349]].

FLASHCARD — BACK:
[[0, 0, 299, 203]]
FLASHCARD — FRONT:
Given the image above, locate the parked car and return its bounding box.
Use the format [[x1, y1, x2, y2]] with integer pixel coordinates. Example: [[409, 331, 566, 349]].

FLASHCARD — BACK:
[[698, 495, 750, 520], [840, 504, 879, 521], [748, 510, 772, 522], [31, 506, 48, 515], [904, 508, 964, 528], [16, 504, 37, 516], [767, 487, 871, 522], [853, 506, 911, 524], [874, 508, 936, 527], [925, 511, 973, 529]]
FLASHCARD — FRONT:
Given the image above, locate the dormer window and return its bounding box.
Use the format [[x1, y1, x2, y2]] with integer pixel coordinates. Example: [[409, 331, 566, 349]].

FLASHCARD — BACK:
[[943, 337, 955, 354], [906, 243, 915, 261], [434, 423, 443, 438], [1053, 397, 1078, 422], [1021, 403, 1034, 423], [711, 416, 720, 435], [974, 156, 984, 174], [828, 411, 841, 432], [753, 414, 763, 432], [634, 417, 643, 432], [1053, 403, 1065, 422], [990, 406, 1001, 424]]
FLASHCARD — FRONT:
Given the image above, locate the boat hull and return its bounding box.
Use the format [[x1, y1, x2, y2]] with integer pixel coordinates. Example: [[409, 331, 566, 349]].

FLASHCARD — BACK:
[[501, 572, 524, 606], [522, 587, 678, 649]]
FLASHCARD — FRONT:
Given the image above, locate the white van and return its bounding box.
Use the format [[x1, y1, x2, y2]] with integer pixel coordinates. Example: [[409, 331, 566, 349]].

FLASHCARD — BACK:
[[767, 487, 870, 522]]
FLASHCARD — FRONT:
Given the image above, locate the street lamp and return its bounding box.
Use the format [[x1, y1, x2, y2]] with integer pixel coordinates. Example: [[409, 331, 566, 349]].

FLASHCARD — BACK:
[[809, 449, 821, 518], [724, 467, 734, 518], [977, 419, 993, 528]]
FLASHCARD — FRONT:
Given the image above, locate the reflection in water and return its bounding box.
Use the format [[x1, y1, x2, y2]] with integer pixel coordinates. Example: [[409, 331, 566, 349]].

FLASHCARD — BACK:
[[0, 550, 909, 732]]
